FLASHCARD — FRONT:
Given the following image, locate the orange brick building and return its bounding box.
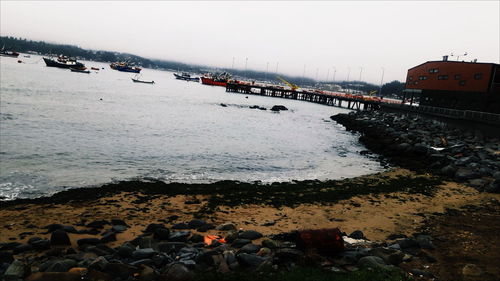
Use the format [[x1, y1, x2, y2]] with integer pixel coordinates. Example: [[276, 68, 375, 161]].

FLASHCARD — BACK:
[[405, 59, 500, 113]]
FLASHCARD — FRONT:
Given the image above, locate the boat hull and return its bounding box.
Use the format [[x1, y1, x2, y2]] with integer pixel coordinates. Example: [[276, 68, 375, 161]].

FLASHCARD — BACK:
[[201, 77, 227, 87], [0, 52, 19, 58], [110, 63, 141, 73], [131, 78, 154, 84], [43, 58, 85, 69]]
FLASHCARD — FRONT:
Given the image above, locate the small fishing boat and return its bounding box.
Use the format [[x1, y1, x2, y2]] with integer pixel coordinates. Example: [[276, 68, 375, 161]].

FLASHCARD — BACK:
[[0, 48, 20, 58], [70, 67, 90, 74], [132, 78, 154, 84], [43, 56, 85, 69], [201, 72, 232, 87], [91, 67, 100, 71], [110, 62, 141, 73], [174, 72, 200, 82]]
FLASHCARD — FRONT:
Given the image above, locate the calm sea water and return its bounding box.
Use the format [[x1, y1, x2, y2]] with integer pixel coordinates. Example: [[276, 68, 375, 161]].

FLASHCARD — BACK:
[[0, 55, 383, 200]]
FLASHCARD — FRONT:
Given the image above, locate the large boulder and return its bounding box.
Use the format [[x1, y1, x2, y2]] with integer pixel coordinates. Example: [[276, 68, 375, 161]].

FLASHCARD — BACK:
[[50, 229, 71, 246]]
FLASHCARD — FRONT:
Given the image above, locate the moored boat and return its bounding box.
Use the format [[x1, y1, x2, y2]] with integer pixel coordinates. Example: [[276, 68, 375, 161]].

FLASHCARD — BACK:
[[0, 49, 20, 58], [43, 56, 85, 69], [200, 72, 232, 87], [91, 67, 100, 71], [131, 78, 154, 84], [110, 62, 141, 73], [174, 72, 200, 82]]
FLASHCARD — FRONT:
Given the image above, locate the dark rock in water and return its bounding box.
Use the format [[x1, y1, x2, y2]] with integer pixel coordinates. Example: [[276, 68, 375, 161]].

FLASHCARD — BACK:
[[348, 230, 366, 240], [111, 219, 127, 226], [231, 239, 251, 248], [158, 242, 187, 253], [86, 220, 109, 229], [50, 229, 71, 246], [0, 251, 14, 264], [160, 263, 194, 281], [271, 105, 288, 111], [3, 260, 25, 280], [104, 263, 139, 279], [169, 231, 191, 242], [144, 223, 166, 233], [196, 224, 215, 232], [13, 244, 33, 254], [220, 103, 228, 107], [100, 232, 117, 243], [172, 223, 190, 230], [239, 230, 263, 240], [188, 234, 204, 243], [77, 238, 100, 247], [153, 228, 171, 240], [275, 248, 304, 262], [112, 225, 128, 233], [237, 253, 267, 267], [188, 219, 206, 229], [239, 243, 261, 254], [133, 248, 157, 259]]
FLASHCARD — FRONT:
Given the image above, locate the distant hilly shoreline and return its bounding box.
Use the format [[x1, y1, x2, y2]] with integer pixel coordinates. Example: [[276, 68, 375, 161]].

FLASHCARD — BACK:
[[1, 35, 404, 97]]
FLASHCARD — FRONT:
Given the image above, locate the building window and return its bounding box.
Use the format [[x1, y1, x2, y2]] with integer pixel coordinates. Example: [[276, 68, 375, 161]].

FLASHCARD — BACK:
[[409, 76, 413, 81], [474, 73, 482, 80], [419, 76, 428, 80], [459, 80, 466, 86], [414, 81, 419, 85], [429, 68, 439, 73], [438, 75, 449, 80], [454, 74, 461, 80]]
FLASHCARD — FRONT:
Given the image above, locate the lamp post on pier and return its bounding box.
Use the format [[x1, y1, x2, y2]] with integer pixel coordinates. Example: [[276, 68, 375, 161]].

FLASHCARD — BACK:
[[379, 67, 385, 97]]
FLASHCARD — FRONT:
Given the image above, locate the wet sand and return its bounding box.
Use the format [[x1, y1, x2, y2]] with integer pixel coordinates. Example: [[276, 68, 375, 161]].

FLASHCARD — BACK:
[[1, 169, 497, 246]]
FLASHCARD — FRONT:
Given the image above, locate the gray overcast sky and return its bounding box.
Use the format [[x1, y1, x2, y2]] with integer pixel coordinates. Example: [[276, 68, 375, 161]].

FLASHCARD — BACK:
[[1, 1, 499, 83]]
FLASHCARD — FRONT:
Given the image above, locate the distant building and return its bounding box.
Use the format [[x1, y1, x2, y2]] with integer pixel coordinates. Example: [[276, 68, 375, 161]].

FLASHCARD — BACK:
[[404, 57, 500, 113]]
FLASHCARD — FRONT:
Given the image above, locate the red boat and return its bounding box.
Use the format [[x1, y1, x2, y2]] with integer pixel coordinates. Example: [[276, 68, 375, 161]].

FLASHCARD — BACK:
[[201, 77, 228, 87], [201, 72, 232, 87]]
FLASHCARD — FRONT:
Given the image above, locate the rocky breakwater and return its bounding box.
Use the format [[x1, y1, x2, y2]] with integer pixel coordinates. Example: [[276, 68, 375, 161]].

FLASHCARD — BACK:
[[0, 217, 439, 281], [331, 111, 500, 193]]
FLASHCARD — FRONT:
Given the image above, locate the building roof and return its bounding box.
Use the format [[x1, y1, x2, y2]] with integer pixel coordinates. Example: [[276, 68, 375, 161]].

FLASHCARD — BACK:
[[408, 60, 499, 71]]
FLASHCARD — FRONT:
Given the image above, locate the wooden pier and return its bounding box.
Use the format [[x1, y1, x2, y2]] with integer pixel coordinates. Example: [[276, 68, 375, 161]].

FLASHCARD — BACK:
[[225, 81, 500, 125], [226, 82, 381, 111]]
